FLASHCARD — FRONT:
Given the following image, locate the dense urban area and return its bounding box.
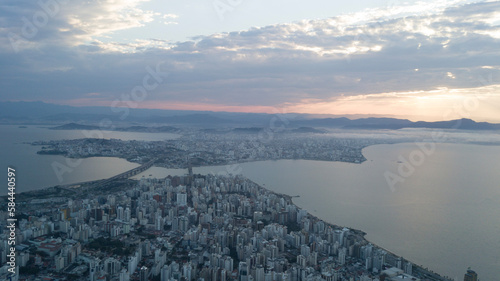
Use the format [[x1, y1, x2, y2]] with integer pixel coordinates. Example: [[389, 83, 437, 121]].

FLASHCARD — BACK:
[[1, 129, 480, 281], [32, 132, 393, 167], [1, 166, 462, 281]]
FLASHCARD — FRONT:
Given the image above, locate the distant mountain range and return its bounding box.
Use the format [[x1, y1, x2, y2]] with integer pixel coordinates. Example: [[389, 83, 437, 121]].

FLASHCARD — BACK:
[[1, 101, 500, 131], [292, 117, 500, 130], [50, 123, 181, 133]]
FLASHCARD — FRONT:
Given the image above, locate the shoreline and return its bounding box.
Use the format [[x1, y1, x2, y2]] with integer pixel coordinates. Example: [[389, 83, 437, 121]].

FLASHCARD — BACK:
[[252, 179, 454, 281], [3, 129, 497, 279], [11, 138, 500, 197], [3, 161, 455, 280]]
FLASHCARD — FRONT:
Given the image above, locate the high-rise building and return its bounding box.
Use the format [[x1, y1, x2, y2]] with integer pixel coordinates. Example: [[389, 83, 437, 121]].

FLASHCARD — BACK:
[[89, 260, 98, 281], [117, 206, 124, 220], [182, 263, 192, 281], [239, 262, 249, 281], [405, 262, 413, 276], [124, 207, 131, 222], [140, 266, 148, 281], [119, 269, 129, 281], [464, 268, 478, 281], [256, 265, 265, 281], [104, 257, 121, 276], [338, 248, 347, 265], [396, 258, 402, 269], [161, 265, 170, 281], [300, 245, 310, 257], [177, 192, 187, 206], [179, 216, 189, 232]]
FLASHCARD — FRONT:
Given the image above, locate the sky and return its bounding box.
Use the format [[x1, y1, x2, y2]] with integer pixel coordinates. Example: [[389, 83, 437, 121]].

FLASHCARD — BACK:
[[1, 0, 500, 122]]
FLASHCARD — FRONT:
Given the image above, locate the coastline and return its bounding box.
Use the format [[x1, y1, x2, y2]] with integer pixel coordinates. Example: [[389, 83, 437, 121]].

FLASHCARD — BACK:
[[252, 179, 454, 281], [3, 162, 456, 280], [5, 142, 497, 279]]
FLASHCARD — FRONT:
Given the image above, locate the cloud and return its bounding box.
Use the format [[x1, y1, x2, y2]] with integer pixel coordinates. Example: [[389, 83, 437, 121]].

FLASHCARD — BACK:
[[284, 84, 500, 122], [162, 13, 179, 25], [0, 0, 499, 121], [162, 13, 179, 19], [0, 0, 157, 51]]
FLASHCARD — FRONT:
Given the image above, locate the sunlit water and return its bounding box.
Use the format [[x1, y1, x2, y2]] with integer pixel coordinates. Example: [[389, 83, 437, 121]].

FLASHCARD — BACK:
[[1, 125, 498, 279], [0, 125, 179, 193], [193, 143, 500, 280]]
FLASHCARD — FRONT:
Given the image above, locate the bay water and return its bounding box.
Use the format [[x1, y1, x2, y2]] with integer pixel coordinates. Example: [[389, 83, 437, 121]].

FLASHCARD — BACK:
[[1, 124, 498, 279]]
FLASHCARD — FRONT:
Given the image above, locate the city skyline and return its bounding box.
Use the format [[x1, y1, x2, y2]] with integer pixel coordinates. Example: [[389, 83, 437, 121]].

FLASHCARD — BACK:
[[1, 2, 499, 279]]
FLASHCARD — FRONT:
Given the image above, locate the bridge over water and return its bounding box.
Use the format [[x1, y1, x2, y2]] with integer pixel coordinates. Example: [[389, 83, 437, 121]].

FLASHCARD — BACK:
[[59, 159, 156, 192]]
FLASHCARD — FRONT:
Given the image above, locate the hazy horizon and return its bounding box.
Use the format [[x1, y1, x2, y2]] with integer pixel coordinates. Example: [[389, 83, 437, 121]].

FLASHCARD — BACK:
[[1, 2, 499, 280], [1, 1, 500, 122], [2, 100, 500, 124]]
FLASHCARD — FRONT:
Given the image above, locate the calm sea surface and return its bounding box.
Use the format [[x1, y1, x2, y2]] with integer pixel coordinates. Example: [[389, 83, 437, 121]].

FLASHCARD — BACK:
[[1, 125, 498, 279], [0, 125, 179, 194], [194, 143, 500, 281]]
